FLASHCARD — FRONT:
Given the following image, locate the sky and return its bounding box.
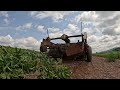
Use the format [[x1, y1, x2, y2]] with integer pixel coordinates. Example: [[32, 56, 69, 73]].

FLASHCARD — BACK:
[[0, 11, 120, 53]]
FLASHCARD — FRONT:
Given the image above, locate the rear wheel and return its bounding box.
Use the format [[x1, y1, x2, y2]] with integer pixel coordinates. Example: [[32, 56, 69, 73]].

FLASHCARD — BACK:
[[86, 46, 92, 62]]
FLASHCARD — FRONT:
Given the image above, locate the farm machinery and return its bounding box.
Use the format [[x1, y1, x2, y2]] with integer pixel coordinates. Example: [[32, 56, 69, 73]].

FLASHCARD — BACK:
[[40, 22, 92, 62], [40, 32, 92, 62]]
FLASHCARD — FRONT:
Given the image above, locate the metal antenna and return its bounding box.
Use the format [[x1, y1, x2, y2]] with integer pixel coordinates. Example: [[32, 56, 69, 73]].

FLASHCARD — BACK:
[[81, 22, 84, 42], [81, 22, 82, 34], [47, 29, 49, 37]]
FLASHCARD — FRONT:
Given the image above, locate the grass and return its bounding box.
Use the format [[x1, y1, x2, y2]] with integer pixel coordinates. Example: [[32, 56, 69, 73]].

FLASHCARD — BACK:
[[95, 51, 120, 62]]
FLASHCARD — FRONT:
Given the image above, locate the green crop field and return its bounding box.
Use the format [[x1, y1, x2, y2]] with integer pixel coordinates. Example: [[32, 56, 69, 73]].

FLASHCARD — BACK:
[[95, 51, 120, 62], [0, 45, 71, 79]]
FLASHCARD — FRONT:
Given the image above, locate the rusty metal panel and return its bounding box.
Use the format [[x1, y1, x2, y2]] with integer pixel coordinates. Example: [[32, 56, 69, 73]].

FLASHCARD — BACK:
[[66, 44, 84, 56]]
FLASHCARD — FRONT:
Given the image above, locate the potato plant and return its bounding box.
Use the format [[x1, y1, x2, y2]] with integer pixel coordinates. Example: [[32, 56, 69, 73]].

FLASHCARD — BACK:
[[0, 45, 70, 79]]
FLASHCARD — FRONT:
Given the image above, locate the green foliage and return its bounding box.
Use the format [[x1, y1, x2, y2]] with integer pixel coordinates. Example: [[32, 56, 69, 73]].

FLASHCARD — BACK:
[[95, 51, 120, 62], [106, 52, 115, 62], [0, 45, 70, 79], [37, 58, 70, 79]]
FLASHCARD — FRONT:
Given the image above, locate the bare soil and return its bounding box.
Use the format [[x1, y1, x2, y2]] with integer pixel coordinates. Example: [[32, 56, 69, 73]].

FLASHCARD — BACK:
[[63, 56, 120, 79], [25, 56, 120, 79]]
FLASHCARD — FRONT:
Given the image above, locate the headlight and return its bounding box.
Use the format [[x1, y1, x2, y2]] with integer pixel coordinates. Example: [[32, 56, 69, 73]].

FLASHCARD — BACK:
[[47, 47, 50, 52]]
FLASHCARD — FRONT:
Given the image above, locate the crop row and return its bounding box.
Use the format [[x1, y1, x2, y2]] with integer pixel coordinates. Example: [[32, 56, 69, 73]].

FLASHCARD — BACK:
[[0, 45, 70, 79]]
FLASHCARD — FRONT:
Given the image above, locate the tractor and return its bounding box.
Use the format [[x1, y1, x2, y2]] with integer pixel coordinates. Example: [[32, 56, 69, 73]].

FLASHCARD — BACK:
[[40, 32, 92, 62]]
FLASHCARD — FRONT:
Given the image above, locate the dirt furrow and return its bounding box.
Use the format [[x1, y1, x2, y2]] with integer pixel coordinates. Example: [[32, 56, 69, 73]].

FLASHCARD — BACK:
[[64, 56, 120, 79]]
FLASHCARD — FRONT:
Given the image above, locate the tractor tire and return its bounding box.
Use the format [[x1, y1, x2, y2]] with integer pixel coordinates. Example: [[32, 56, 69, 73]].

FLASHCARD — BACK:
[[86, 46, 92, 62]]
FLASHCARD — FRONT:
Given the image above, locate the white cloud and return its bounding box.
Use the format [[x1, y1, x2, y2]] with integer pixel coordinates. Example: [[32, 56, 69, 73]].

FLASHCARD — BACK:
[[63, 23, 80, 36], [1, 11, 120, 53], [0, 35, 14, 45], [37, 25, 45, 32], [87, 35, 98, 43], [0, 11, 9, 25], [15, 37, 41, 51], [48, 31, 65, 43], [94, 11, 120, 36], [16, 23, 32, 31], [0, 35, 41, 51], [14, 37, 40, 49], [73, 11, 120, 53], [75, 11, 98, 22], [46, 27, 63, 42], [30, 11, 38, 16], [3, 18, 9, 25], [49, 31, 63, 38], [30, 11, 74, 22], [68, 24, 77, 30], [37, 26, 61, 35], [83, 27, 101, 37], [24, 23, 32, 29], [62, 23, 88, 43], [99, 35, 116, 42], [63, 29, 72, 36], [48, 27, 60, 33], [88, 35, 120, 53], [0, 11, 9, 18], [114, 25, 120, 35], [96, 11, 120, 21]]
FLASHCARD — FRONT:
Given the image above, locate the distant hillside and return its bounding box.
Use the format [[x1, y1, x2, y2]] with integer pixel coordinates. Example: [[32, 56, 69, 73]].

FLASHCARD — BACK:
[[111, 47, 120, 51], [95, 47, 120, 62], [98, 47, 120, 54]]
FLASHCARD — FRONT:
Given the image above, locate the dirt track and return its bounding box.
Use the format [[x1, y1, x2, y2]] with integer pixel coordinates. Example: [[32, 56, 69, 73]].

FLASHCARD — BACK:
[[63, 56, 120, 79], [25, 56, 120, 79]]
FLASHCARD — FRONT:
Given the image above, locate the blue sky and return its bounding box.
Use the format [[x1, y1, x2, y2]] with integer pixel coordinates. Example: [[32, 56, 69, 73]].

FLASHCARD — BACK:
[[0, 11, 83, 39], [0, 11, 120, 53]]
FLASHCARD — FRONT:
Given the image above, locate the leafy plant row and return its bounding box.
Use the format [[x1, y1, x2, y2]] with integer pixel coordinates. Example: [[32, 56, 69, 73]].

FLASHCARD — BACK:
[[95, 51, 120, 62], [0, 45, 71, 79]]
